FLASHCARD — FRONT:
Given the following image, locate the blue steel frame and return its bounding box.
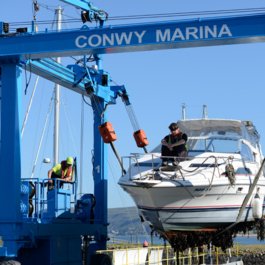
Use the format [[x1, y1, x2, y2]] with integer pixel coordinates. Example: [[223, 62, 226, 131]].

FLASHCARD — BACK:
[[1, 13, 265, 60], [1, 5, 265, 263], [0, 63, 22, 257]]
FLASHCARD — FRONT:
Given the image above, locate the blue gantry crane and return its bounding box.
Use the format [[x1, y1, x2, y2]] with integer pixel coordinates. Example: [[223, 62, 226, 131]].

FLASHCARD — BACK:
[[1, 0, 265, 264]]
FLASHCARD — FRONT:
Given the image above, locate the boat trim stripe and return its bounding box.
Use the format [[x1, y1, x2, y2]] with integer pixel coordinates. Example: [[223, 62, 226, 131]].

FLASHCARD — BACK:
[[137, 204, 263, 212]]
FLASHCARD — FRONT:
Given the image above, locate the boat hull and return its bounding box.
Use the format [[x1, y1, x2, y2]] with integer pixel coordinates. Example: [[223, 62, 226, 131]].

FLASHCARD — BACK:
[[120, 181, 265, 232], [119, 119, 265, 250]]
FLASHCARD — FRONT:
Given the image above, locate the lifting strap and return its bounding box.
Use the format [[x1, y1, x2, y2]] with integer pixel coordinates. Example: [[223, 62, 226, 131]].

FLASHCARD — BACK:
[[216, 158, 265, 236]]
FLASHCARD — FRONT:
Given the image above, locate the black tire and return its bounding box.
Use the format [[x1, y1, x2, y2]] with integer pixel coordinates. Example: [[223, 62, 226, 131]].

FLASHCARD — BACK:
[[90, 253, 112, 265]]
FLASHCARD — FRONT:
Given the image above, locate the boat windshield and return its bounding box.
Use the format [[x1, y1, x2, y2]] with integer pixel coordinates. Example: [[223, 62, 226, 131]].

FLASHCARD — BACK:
[[151, 120, 258, 161], [151, 129, 255, 161], [187, 136, 238, 154], [187, 135, 255, 161]]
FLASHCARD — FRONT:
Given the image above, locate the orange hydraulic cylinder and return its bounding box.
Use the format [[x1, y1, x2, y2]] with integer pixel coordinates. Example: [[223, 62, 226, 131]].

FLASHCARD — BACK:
[[98, 122, 117, 143], [133, 129, 148, 147]]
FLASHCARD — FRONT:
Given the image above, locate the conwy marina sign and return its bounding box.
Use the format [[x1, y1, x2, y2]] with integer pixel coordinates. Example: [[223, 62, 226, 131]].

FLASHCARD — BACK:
[[1, 14, 265, 59], [75, 24, 232, 48]]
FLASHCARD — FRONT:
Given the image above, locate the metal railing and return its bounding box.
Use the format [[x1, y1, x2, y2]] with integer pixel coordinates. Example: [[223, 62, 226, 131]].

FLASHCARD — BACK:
[[21, 178, 76, 219], [96, 245, 242, 265]]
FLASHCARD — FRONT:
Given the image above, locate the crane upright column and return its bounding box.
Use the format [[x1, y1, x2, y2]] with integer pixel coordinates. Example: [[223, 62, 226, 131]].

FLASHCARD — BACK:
[[91, 55, 108, 250], [0, 62, 22, 257]]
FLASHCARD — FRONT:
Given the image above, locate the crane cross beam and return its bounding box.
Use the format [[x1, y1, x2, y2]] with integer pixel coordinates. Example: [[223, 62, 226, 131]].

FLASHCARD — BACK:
[[1, 13, 265, 60], [22, 58, 122, 103]]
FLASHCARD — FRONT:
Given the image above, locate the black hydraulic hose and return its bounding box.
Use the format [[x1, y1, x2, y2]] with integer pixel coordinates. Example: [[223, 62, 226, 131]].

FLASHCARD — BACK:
[[143, 146, 148, 154], [74, 157, 78, 202], [110, 142, 126, 175]]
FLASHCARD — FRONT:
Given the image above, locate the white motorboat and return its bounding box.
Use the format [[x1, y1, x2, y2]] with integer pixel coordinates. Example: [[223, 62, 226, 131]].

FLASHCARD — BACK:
[[119, 118, 265, 250]]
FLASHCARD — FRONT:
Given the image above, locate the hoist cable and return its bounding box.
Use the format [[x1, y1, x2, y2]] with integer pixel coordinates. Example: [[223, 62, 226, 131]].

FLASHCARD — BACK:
[[111, 79, 141, 132], [24, 62, 32, 95], [110, 142, 126, 174], [125, 104, 140, 132], [111, 78, 148, 153], [215, 158, 265, 237], [21, 76, 39, 138], [7, 7, 265, 28], [60, 97, 79, 156], [82, 94, 92, 106], [30, 92, 53, 179], [107, 7, 265, 21]]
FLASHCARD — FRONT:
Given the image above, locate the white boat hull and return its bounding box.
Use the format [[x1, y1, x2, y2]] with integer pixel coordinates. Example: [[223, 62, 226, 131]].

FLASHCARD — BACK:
[[121, 180, 265, 233], [119, 119, 265, 249]]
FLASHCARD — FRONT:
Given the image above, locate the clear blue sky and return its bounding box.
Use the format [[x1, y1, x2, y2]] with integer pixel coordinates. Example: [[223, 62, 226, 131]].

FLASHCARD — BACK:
[[2, 0, 265, 208]]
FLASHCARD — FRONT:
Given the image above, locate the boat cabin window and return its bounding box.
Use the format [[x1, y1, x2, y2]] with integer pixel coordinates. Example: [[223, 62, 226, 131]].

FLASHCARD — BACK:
[[240, 142, 255, 162], [187, 137, 256, 161], [187, 137, 239, 156], [151, 128, 256, 162]]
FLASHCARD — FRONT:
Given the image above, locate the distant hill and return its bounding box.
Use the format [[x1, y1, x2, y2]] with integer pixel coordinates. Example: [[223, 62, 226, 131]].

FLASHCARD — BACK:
[[108, 206, 150, 236]]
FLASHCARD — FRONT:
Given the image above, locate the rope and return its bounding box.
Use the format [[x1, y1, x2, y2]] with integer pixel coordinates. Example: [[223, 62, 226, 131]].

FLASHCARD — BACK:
[[125, 104, 140, 132], [156, 155, 220, 199], [216, 158, 265, 236], [21, 76, 39, 138], [8, 7, 265, 28], [60, 96, 79, 155], [30, 92, 53, 179]]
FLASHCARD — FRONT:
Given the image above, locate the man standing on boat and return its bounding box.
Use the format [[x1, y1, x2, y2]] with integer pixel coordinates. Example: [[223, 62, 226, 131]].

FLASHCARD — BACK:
[[47, 156, 74, 188], [161, 123, 188, 166]]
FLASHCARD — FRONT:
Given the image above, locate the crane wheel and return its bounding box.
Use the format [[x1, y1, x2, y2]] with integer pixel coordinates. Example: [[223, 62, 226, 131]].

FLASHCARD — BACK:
[[90, 253, 111, 265]]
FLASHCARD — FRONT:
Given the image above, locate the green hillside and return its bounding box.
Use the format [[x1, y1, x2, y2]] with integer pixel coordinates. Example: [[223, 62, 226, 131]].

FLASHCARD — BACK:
[[108, 206, 150, 236]]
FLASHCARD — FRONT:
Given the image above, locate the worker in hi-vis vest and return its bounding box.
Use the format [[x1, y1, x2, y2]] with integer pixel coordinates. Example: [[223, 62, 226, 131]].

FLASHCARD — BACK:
[[48, 156, 74, 189]]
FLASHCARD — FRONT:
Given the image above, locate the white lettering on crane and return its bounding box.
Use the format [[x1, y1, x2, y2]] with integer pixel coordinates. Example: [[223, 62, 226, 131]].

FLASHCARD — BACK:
[[156, 24, 232, 42], [134, 30, 146, 43], [171, 28, 185, 41], [75, 25, 232, 48], [88, 34, 102, 47], [75, 30, 146, 48], [102, 34, 114, 46], [218, 24, 232, 37], [115, 32, 133, 45], [75, 35, 87, 48]]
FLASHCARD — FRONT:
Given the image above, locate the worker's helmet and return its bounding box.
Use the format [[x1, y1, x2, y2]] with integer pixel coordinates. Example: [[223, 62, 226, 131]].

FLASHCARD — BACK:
[[66, 156, 74, 165]]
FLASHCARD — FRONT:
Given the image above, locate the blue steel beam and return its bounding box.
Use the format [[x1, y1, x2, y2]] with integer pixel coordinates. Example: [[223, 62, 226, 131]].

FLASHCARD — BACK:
[[22, 59, 87, 94], [22, 58, 122, 103], [1, 13, 265, 60], [60, 0, 108, 23], [0, 58, 124, 258], [60, 0, 96, 10], [2, 9, 265, 261], [0, 63, 22, 257], [60, 0, 104, 12]]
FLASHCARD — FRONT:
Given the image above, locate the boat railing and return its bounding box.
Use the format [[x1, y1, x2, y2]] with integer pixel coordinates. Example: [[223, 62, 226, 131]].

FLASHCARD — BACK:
[[122, 152, 253, 182], [21, 177, 76, 220], [122, 153, 162, 180]]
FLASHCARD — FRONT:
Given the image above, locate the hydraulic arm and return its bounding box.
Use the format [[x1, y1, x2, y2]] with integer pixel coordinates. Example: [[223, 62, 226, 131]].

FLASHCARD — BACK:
[[60, 0, 108, 23]]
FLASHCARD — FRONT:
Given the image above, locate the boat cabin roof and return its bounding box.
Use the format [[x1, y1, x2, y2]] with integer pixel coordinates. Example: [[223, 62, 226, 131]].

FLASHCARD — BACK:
[[177, 119, 259, 140], [177, 119, 241, 132]]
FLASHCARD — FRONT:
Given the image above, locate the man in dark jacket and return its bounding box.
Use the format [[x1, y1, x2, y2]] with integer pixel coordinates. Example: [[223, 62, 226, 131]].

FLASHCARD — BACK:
[[161, 122, 188, 166]]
